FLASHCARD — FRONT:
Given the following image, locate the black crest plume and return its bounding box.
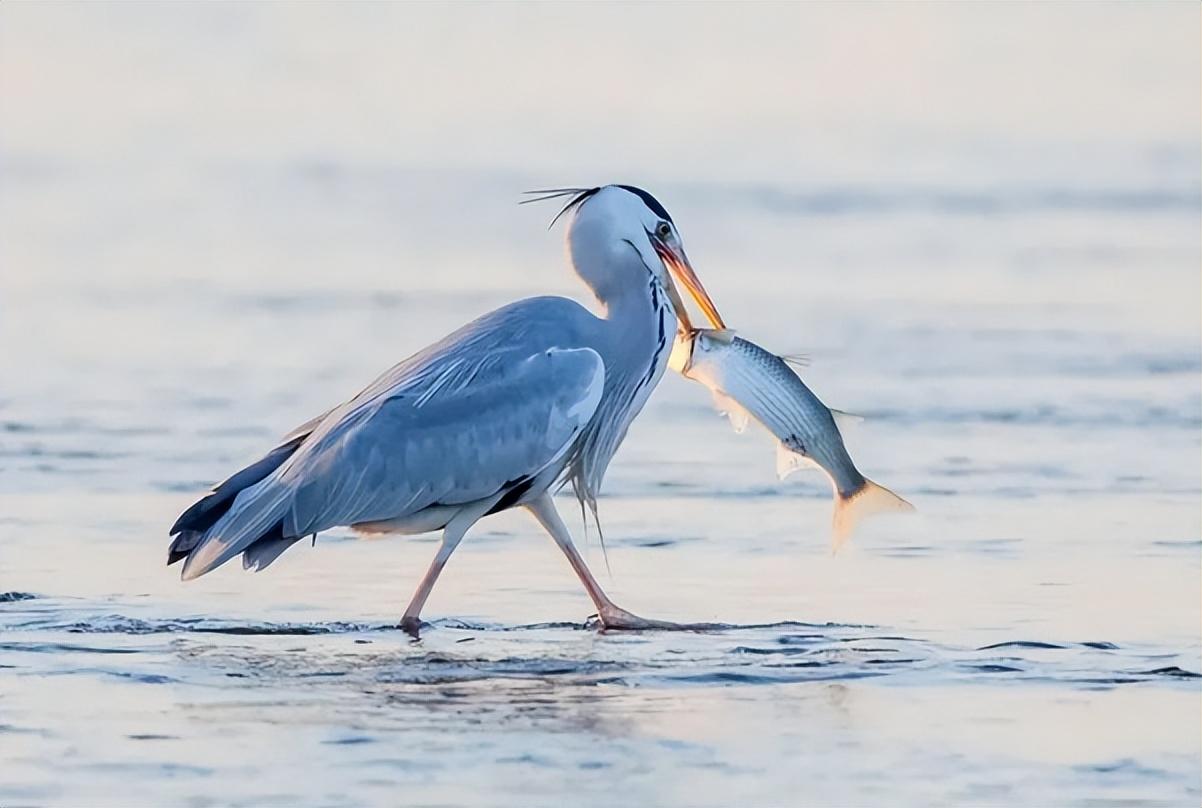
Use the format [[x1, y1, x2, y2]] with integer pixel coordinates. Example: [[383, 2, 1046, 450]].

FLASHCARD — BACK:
[[520, 187, 601, 228]]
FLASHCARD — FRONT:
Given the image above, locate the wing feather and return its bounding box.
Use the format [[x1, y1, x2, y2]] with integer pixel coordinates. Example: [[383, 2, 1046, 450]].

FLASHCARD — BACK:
[[278, 344, 604, 537]]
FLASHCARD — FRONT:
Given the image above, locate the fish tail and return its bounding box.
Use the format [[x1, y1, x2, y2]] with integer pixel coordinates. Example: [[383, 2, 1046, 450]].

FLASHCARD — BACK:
[[832, 478, 914, 551]]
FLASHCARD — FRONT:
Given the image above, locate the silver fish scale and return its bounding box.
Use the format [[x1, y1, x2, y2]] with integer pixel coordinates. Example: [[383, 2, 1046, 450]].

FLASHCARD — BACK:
[[691, 332, 866, 496]]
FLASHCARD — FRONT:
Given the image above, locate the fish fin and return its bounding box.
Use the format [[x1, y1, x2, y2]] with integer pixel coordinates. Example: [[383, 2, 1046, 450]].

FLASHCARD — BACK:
[[830, 408, 865, 430], [780, 353, 810, 369], [712, 390, 751, 433], [706, 328, 738, 344], [831, 479, 915, 552], [775, 443, 819, 480]]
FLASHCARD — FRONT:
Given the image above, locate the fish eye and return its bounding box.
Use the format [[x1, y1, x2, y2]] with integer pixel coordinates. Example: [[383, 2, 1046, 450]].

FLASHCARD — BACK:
[[656, 222, 671, 239]]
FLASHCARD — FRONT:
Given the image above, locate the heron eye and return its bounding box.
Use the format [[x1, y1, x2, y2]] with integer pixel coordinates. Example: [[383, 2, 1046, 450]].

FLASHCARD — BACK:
[[656, 222, 671, 239]]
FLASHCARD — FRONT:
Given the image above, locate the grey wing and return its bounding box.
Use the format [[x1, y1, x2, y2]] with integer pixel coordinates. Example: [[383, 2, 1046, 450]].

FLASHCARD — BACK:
[[175, 295, 606, 579], [278, 344, 605, 537]]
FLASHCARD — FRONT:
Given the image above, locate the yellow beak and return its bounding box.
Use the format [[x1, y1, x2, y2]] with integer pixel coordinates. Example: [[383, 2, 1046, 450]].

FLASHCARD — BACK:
[[655, 242, 727, 331]]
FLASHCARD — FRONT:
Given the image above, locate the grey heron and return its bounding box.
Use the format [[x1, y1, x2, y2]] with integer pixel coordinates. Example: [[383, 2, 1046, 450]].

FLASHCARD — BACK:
[[168, 184, 726, 635]]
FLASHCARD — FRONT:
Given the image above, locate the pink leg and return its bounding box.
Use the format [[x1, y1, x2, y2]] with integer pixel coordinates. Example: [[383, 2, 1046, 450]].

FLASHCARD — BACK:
[[400, 539, 457, 637], [400, 498, 496, 637], [525, 494, 682, 630]]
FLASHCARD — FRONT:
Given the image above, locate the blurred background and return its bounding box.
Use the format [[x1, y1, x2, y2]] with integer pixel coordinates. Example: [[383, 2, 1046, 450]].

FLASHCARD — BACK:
[[1, 4, 1199, 806]]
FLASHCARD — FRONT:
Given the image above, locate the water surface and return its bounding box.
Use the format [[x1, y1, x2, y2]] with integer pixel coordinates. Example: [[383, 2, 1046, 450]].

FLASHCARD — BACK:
[[1, 4, 1200, 806]]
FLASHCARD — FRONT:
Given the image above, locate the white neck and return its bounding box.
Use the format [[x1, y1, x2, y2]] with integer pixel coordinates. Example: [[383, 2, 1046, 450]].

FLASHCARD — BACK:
[[568, 253, 676, 509]]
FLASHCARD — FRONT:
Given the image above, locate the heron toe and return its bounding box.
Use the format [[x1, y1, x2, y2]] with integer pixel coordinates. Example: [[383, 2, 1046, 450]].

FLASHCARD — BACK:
[[596, 605, 684, 631]]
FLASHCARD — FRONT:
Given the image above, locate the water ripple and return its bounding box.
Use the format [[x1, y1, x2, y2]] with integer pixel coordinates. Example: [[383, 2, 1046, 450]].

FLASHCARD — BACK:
[[2, 605, 1196, 693]]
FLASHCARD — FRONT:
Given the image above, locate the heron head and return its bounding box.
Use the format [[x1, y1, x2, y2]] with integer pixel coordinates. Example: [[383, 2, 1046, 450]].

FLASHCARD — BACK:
[[531, 185, 725, 331]]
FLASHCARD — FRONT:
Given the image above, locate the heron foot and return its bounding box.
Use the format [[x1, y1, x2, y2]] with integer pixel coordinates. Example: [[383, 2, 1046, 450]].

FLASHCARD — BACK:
[[595, 604, 685, 632], [399, 615, 424, 638]]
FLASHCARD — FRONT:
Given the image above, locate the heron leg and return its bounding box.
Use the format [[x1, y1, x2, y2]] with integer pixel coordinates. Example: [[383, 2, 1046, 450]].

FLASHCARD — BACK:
[[525, 493, 682, 631], [399, 497, 497, 637], [398, 536, 459, 638]]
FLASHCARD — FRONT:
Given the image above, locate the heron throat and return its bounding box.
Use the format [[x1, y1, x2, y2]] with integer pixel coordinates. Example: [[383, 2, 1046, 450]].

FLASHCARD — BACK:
[[565, 272, 676, 520]]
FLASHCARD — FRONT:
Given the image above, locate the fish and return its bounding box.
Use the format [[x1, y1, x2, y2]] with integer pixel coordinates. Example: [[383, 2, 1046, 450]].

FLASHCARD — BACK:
[[670, 328, 914, 549]]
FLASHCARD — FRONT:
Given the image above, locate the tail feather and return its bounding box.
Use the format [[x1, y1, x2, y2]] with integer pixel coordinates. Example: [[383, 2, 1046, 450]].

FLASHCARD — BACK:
[[169, 428, 314, 572], [241, 527, 304, 572], [832, 478, 914, 551], [180, 478, 294, 580], [170, 436, 305, 539], [167, 531, 204, 566]]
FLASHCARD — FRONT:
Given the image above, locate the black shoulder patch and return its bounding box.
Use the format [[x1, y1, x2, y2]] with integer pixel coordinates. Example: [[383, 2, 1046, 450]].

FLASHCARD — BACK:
[[615, 185, 673, 224]]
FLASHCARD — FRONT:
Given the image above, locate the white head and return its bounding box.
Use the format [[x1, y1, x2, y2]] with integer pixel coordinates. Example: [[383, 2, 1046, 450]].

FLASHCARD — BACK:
[[528, 185, 725, 330]]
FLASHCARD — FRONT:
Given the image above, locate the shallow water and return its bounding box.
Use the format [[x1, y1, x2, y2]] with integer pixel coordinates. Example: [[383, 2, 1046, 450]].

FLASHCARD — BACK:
[[3, 597, 1200, 808], [2, 5, 1201, 807]]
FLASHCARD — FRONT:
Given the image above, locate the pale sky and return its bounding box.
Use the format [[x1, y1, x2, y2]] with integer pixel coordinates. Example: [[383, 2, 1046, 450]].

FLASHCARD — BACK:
[[2, 3, 1198, 184]]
